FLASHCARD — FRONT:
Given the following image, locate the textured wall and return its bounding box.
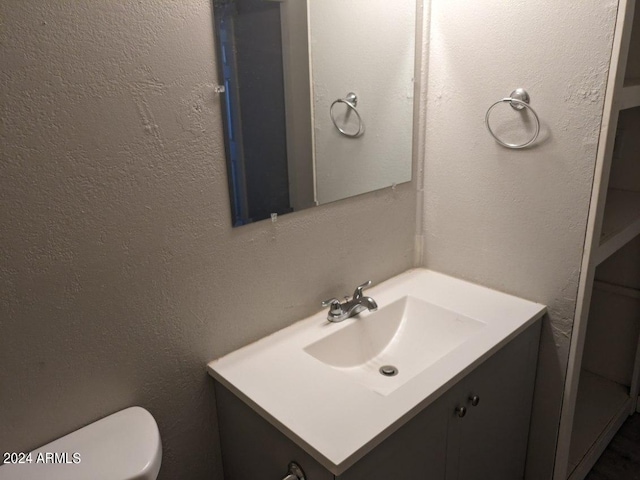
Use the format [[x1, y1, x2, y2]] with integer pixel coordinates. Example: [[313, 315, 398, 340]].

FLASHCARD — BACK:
[[421, 1, 618, 478], [0, 2, 417, 479]]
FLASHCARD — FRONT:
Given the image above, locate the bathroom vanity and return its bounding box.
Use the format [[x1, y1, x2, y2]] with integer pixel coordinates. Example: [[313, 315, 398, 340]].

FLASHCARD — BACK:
[[208, 269, 546, 479]]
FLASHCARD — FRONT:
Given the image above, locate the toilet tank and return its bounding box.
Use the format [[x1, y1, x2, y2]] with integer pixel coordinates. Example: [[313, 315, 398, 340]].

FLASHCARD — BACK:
[[0, 406, 162, 480]]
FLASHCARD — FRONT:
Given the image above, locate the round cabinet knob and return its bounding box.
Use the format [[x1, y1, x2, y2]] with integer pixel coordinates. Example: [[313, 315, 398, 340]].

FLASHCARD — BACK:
[[469, 395, 480, 407], [455, 406, 467, 418]]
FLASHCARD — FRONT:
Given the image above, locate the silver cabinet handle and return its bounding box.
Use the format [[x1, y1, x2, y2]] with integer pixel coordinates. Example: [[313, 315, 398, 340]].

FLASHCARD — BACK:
[[469, 395, 480, 407], [282, 462, 305, 480], [455, 406, 467, 418]]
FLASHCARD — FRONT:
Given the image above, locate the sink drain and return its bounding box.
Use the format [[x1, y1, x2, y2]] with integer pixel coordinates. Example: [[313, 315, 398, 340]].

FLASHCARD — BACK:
[[379, 365, 398, 377]]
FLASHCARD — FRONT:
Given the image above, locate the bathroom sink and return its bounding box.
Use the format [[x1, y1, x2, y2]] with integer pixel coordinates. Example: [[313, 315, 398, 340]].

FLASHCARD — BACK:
[[304, 296, 485, 395], [207, 268, 546, 474]]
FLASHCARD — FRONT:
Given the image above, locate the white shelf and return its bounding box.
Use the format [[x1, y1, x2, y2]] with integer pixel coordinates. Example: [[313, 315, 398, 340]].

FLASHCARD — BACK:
[[558, 3, 640, 479], [567, 370, 631, 480], [620, 78, 640, 110], [594, 279, 640, 299], [594, 188, 640, 265]]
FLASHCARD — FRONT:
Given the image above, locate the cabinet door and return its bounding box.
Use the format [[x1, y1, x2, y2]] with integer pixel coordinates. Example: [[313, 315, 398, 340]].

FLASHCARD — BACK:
[[446, 322, 541, 480], [215, 383, 334, 480], [338, 393, 448, 480]]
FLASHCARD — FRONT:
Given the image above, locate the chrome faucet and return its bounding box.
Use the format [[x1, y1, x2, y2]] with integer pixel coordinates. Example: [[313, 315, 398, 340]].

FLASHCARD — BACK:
[[321, 280, 378, 323]]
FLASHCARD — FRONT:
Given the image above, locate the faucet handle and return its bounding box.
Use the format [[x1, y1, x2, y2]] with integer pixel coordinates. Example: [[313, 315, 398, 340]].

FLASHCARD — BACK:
[[353, 280, 372, 299], [322, 298, 343, 316]]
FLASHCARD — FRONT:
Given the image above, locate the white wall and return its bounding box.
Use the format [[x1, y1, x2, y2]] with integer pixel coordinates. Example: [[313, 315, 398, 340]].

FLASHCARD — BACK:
[[421, 1, 618, 478], [310, 0, 416, 205], [0, 2, 419, 479]]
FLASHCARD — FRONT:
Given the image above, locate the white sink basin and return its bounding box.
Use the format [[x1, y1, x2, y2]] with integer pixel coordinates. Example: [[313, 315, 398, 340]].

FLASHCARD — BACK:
[[207, 269, 546, 474], [304, 296, 485, 395]]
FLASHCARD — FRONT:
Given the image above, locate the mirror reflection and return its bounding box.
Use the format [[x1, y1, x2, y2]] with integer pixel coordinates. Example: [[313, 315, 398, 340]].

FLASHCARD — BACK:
[[213, 0, 417, 226]]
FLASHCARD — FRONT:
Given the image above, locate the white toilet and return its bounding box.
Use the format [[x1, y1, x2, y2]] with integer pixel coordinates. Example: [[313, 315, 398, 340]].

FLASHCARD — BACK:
[[0, 406, 161, 480]]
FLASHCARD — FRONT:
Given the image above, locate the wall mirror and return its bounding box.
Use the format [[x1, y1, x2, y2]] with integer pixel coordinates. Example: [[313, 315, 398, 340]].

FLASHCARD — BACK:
[[213, 0, 418, 226]]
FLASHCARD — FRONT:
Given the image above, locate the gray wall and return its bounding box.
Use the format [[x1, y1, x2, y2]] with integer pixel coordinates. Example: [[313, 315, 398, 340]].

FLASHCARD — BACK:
[[0, 2, 417, 479], [421, 1, 618, 478], [1, 1, 622, 479]]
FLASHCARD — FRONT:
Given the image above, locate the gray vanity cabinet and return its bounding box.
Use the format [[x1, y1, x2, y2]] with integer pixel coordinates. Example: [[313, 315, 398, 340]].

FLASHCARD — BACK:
[[445, 322, 541, 480], [215, 378, 448, 480], [214, 384, 335, 480], [214, 321, 540, 480], [336, 396, 448, 480]]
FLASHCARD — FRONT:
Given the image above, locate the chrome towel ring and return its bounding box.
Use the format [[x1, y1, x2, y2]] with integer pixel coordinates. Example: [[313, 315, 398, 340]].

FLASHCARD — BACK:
[[485, 88, 540, 149], [330, 92, 364, 138]]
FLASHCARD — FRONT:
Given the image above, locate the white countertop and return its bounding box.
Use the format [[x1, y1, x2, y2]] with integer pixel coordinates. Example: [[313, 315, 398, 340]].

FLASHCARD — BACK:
[[207, 269, 546, 475]]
